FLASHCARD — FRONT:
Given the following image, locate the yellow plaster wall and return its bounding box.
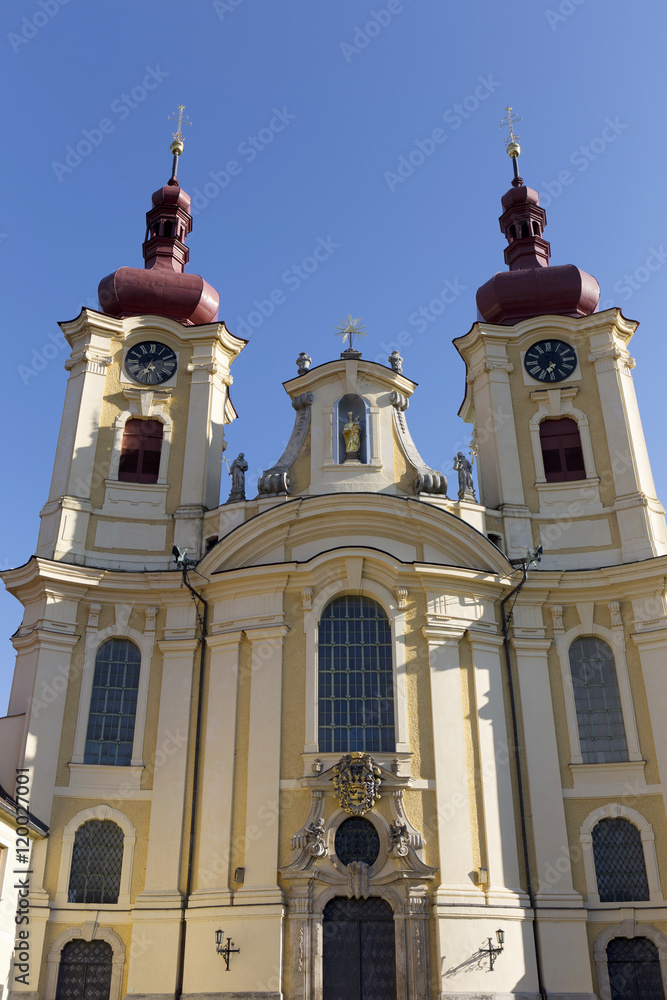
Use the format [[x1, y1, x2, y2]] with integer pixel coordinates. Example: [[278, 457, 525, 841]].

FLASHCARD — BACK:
[[288, 425, 311, 496], [392, 429, 415, 495], [404, 591, 432, 779], [460, 636, 485, 877], [280, 588, 307, 779]]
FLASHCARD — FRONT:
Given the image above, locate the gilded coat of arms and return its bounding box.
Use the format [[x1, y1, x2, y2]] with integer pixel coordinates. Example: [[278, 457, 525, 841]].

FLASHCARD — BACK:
[[332, 752, 381, 815]]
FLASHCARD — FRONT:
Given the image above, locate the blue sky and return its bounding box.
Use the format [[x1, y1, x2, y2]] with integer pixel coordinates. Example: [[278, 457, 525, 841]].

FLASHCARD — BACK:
[[1, 0, 666, 712]]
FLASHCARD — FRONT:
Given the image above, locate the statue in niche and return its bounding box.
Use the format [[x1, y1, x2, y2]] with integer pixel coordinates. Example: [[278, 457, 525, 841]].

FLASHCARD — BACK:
[[227, 452, 248, 502], [453, 451, 475, 501], [343, 411, 362, 460]]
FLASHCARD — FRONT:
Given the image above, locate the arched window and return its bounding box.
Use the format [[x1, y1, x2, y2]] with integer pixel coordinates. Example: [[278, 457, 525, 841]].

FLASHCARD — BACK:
[[569, 636, 628, 763], [84, 639, 141, 766], [55, 939, 113, 1000], [607, 937, 665, 999], [118, 418, 163, 484], [540, 417, 585, 482], [593, 818, 649, 903], [67, 820, 124, 904], [318, 596, 395, 753]]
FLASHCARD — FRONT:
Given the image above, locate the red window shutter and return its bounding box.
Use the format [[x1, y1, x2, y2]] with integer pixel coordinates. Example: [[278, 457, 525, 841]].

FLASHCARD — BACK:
[[539, 418, 585, 483], [118, 419, 164, 484]]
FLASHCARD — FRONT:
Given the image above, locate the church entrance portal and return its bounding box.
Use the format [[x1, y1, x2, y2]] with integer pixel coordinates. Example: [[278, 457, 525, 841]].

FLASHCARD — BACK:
[[322, 896, 397, 1000]]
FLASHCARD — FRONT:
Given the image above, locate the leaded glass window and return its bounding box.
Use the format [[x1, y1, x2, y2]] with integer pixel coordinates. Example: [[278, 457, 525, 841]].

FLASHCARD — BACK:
[[607, 937, 665, 1000], [68, 820, 124, 904], [593, 818, 649, 902], [318, 596, 395, 753], [55, 940, 113, 1000], [335, 817, 380, 867], [569, 636, 628, 763], [84, 639, 141, 766]]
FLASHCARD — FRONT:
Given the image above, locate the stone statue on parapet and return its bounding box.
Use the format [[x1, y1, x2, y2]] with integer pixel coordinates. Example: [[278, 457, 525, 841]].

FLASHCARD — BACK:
[[227, 452, 248, 502]]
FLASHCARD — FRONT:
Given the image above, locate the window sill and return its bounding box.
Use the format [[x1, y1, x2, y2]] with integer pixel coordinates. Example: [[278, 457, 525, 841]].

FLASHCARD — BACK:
[[535, 478, 603, 515], [67, 763, 144, 797], [564, 760, 651, 798], [301, 750, 413, 778]]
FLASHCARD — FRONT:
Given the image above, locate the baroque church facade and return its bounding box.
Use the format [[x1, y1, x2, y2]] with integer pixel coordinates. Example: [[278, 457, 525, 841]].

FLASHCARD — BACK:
[[2, 133, 667, 1000]]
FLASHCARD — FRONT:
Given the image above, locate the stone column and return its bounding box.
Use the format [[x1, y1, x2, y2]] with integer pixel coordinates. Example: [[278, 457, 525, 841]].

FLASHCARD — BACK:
[[468, 631, 523, 902], [422, 625, 477, 904], [191, 630, 243, 905], [234, 625, 288, 904]]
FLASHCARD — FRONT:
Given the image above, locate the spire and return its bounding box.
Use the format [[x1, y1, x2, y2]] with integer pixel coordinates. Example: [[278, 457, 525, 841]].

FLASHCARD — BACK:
[[98, 106, 220, 326], [475, 109, 599, 325]]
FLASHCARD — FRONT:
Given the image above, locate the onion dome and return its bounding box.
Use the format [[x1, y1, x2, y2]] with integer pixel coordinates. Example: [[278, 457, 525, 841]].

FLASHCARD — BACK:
[[98, 131, 219, 326], [476, 137, 599, 325]]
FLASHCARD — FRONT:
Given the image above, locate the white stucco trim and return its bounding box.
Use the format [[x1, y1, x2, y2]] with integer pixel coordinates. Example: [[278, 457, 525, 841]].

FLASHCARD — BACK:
[[44, 924, 125, 1000], [71, 626, 154, 768], [594, 921, 667, 1000], [580, 803, 662, 905], [108, 407, 173, 485], [54, 804, 136, 909], [555, 622, 642, 765], [303, 574, 409, 756]]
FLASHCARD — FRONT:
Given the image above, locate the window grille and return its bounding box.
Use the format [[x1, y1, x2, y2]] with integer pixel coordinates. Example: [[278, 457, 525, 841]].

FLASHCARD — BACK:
[[84, 639, 141, 766], [118, 418, 163, 484], [569, 636, 628, 763], [68, 820, 124, 905], [318, 596, 395, 753], [592, 818, 649, 903], [335, 817, 380, 867], [607, 936, 665, 1000], [540, 417, 585, 482], [55, 939, 113, 1000]]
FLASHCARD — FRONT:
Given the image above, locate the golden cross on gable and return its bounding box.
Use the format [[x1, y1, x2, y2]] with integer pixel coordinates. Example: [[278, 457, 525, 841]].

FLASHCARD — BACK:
[[169, 104, 192, 143], [499, 106, 521, 148]]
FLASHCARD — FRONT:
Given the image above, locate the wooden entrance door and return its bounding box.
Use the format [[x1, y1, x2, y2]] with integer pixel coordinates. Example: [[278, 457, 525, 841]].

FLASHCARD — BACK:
[[323, 896, 397, 1000]]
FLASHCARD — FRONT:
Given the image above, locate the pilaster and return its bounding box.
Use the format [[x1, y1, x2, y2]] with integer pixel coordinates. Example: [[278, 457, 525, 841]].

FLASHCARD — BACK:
[[422, 625, 477, 904], [234, 625, 288, 905], [190, 630, 243, 905], [468, 631, 524, 904]]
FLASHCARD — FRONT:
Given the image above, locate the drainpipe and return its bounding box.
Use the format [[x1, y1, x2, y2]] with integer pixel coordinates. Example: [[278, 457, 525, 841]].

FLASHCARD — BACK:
[[500, 548, 547, 1000], [172, 549, 208, 1000]]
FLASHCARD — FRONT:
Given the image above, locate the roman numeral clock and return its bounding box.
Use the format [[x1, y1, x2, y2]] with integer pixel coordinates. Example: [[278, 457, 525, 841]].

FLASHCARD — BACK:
[[523, 339, 577, 382], [125, 342, 178, 385]]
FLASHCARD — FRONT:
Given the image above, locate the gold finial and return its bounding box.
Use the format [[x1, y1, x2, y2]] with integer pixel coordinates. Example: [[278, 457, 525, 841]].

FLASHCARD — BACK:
[[499, 105, 521, 159], [167, 104, 192, 179], [335, 315, 367, 354]]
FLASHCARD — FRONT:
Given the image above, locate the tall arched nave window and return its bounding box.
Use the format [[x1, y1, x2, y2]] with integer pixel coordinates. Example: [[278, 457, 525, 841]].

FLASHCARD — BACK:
[[568, 636, 628, 763], [318, 596, 395, 753], [84, 639, 141, 766]]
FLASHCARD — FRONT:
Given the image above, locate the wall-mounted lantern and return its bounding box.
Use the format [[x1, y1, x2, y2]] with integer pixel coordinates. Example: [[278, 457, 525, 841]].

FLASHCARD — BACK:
[[215, 929, 240, 972], [483, 928, 504, 971]]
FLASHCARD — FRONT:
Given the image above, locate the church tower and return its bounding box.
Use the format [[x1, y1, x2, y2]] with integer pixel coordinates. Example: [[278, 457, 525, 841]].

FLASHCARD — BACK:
[[36, 132, 244, 570], [454, 135, 667, 568]]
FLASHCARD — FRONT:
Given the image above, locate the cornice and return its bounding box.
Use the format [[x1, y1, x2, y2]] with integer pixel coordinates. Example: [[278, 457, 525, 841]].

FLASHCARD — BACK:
[[282, 357, 417, 398]]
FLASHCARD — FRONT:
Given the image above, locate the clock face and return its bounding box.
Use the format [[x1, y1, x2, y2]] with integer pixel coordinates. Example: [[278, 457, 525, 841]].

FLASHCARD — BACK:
[[524, 339, 577, 383], [125, 342, 177, 385]]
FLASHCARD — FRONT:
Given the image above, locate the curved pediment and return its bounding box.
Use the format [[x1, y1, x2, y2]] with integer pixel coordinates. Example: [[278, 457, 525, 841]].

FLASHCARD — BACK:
[[201, 493, 511, 576]]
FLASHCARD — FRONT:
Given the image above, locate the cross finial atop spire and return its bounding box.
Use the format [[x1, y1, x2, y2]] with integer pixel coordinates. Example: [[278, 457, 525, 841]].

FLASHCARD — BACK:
[[498, 106, 523, 187], [167, 104, 192, 182]]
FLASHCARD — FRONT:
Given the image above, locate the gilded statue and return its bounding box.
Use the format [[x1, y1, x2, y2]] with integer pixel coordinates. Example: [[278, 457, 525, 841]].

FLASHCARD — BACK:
[[342, 411, 361, 458]]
